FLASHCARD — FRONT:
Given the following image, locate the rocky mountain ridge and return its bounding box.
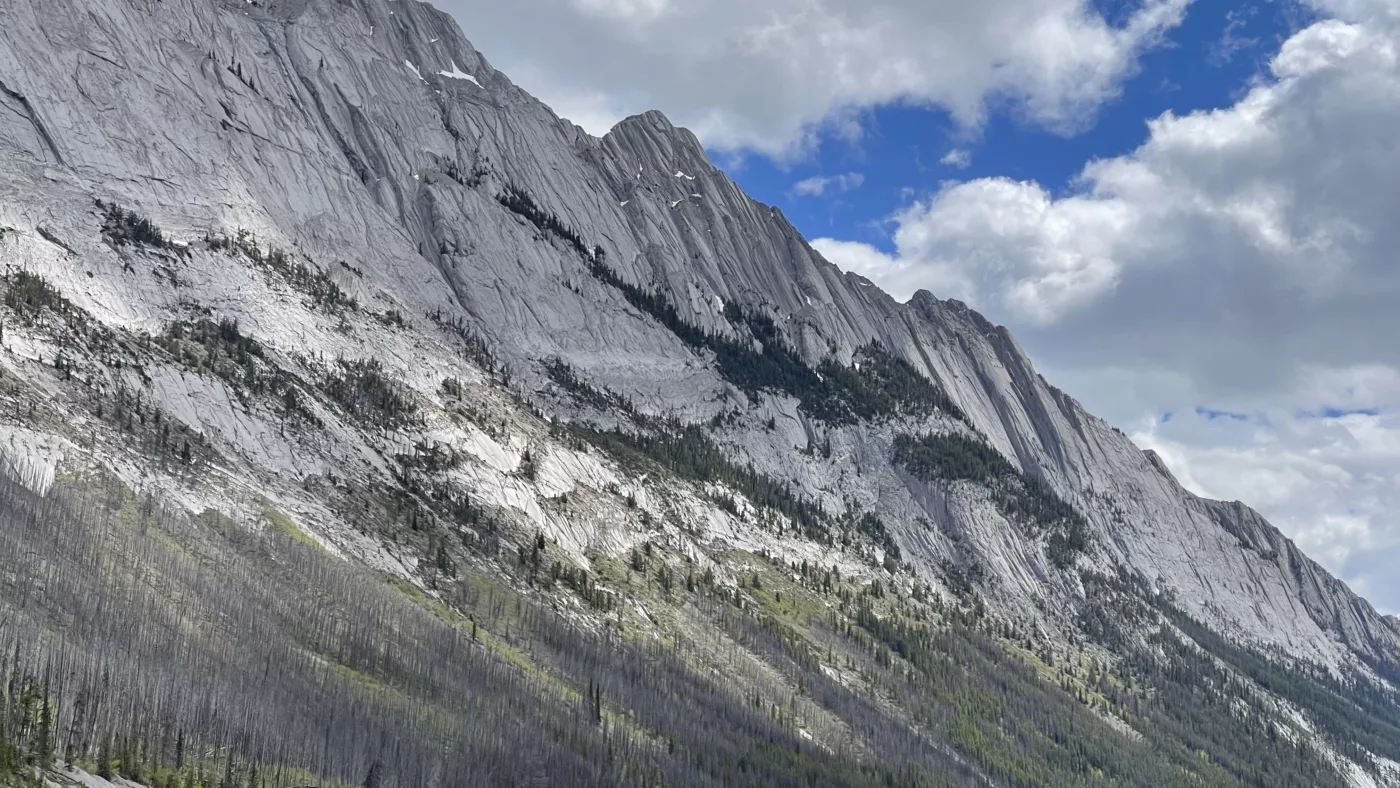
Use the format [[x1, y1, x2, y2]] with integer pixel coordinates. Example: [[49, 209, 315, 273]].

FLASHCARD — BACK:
[[1, 0, 1399, 786]]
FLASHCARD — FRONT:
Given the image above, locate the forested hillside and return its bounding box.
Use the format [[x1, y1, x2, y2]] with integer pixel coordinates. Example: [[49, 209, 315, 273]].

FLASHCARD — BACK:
[[2, 451, 1385, 788]]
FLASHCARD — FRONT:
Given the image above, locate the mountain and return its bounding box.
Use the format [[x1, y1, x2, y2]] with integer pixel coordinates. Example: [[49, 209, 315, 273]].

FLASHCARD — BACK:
[[1, 0, 1399, 786]]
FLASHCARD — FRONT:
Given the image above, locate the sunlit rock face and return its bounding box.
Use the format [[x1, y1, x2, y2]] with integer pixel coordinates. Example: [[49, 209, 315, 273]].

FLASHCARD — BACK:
[[2, 0, 1397, 693]]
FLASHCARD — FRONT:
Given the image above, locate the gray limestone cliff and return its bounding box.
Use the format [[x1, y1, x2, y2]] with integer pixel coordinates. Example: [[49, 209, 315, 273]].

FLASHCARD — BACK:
[[2, 0, 1398, 714]]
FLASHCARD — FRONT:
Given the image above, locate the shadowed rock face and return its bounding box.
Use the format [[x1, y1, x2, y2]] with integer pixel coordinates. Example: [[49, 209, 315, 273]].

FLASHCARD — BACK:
[[1, 0, 1396, 681]]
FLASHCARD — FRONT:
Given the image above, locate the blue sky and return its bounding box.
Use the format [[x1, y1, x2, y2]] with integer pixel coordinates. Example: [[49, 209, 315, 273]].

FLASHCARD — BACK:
[[726, 1, 1307, 257], [450, 0, 1400, 613]]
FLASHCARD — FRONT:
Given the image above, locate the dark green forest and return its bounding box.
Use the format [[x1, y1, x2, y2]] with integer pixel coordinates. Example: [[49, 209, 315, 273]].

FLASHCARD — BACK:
[[497, 182, 962, 426], [893, 433, 1091, 567]]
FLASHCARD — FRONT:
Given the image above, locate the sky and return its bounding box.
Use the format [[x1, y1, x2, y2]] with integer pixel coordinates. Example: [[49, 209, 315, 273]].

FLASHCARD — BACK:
[[440, 0, 1400, 614]]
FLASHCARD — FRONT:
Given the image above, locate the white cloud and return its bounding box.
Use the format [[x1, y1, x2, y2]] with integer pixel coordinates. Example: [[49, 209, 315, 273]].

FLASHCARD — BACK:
[[816, 5, 1400, 610], [823, 6, 1400, 388], [940, 148, 973, 168], [810, 238, 897, 280], [791, 172, 865, 197], [444, 0, 1191, 157], [817, 176, 1135, 323]]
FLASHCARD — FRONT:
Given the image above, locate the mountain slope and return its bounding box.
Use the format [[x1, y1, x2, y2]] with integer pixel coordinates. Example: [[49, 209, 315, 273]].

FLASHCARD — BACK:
[[1, 0, 1398, 786]]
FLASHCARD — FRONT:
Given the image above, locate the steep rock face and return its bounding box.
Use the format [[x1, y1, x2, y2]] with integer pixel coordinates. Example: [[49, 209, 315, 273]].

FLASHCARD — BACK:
[[0, 0, 1396, 686]]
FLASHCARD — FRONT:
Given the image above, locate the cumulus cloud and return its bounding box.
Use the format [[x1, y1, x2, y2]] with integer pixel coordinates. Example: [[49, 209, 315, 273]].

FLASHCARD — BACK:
[[809, 239, 897, 281], [791, 172, 865, 198], [443, 0, 1191, 157], [819, 5, 1400, 394], [814, 4, 1400, 610]]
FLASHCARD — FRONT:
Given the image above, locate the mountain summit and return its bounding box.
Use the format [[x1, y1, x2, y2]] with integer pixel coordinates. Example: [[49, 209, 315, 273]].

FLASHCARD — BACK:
[[0, 1, 1397, 786]]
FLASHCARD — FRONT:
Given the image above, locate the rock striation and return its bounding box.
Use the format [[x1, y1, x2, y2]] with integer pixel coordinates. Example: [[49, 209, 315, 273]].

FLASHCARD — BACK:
[[1, 0, 1398, 768]]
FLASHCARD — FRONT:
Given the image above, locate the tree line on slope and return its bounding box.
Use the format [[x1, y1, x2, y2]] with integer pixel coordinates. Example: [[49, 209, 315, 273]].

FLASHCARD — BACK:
[[1157, 597, 1400, 774], [204, 230, 358, 316], [497, 181, 963, 426], [560, 417, 831, 541], [97, 199, 184, 256], [1072, 568, 1400, 786], [596, 255, 962, 426], [682, 548, 1353, 788], [156, 317, 321, 429], [849, 599, 1346, 788], [892, 432, 1091, 568], [542, 358, 907, 561]]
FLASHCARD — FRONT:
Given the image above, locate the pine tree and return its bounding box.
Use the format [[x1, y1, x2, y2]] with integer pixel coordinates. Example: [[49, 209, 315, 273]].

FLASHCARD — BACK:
[[97, 737, 113, 780], [34, 670, 52, 770], [0, 722, 17, 777]]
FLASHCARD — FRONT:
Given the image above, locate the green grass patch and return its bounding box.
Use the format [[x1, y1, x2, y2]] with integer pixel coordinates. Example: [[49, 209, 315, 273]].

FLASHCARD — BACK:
[[262, 507, 329, 554]]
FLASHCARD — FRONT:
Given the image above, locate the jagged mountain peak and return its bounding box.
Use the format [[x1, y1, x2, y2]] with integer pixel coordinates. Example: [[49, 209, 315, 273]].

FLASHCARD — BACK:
[[1, 1, 1399, 785], [1140, 447, 1179, 482], [608, 108, 683, 138]]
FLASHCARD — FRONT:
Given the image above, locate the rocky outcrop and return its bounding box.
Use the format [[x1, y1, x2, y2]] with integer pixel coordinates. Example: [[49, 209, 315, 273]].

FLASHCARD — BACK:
[[0, 0, 1395, 685]]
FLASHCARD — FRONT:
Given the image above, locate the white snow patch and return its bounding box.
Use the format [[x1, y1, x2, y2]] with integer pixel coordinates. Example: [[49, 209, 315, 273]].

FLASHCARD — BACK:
[[438, 61, 482, 87], [620, 200, 629, 207], [670, 199, 682, 209], [674, 170, 695, 181], [404, 61, 425, 82]]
